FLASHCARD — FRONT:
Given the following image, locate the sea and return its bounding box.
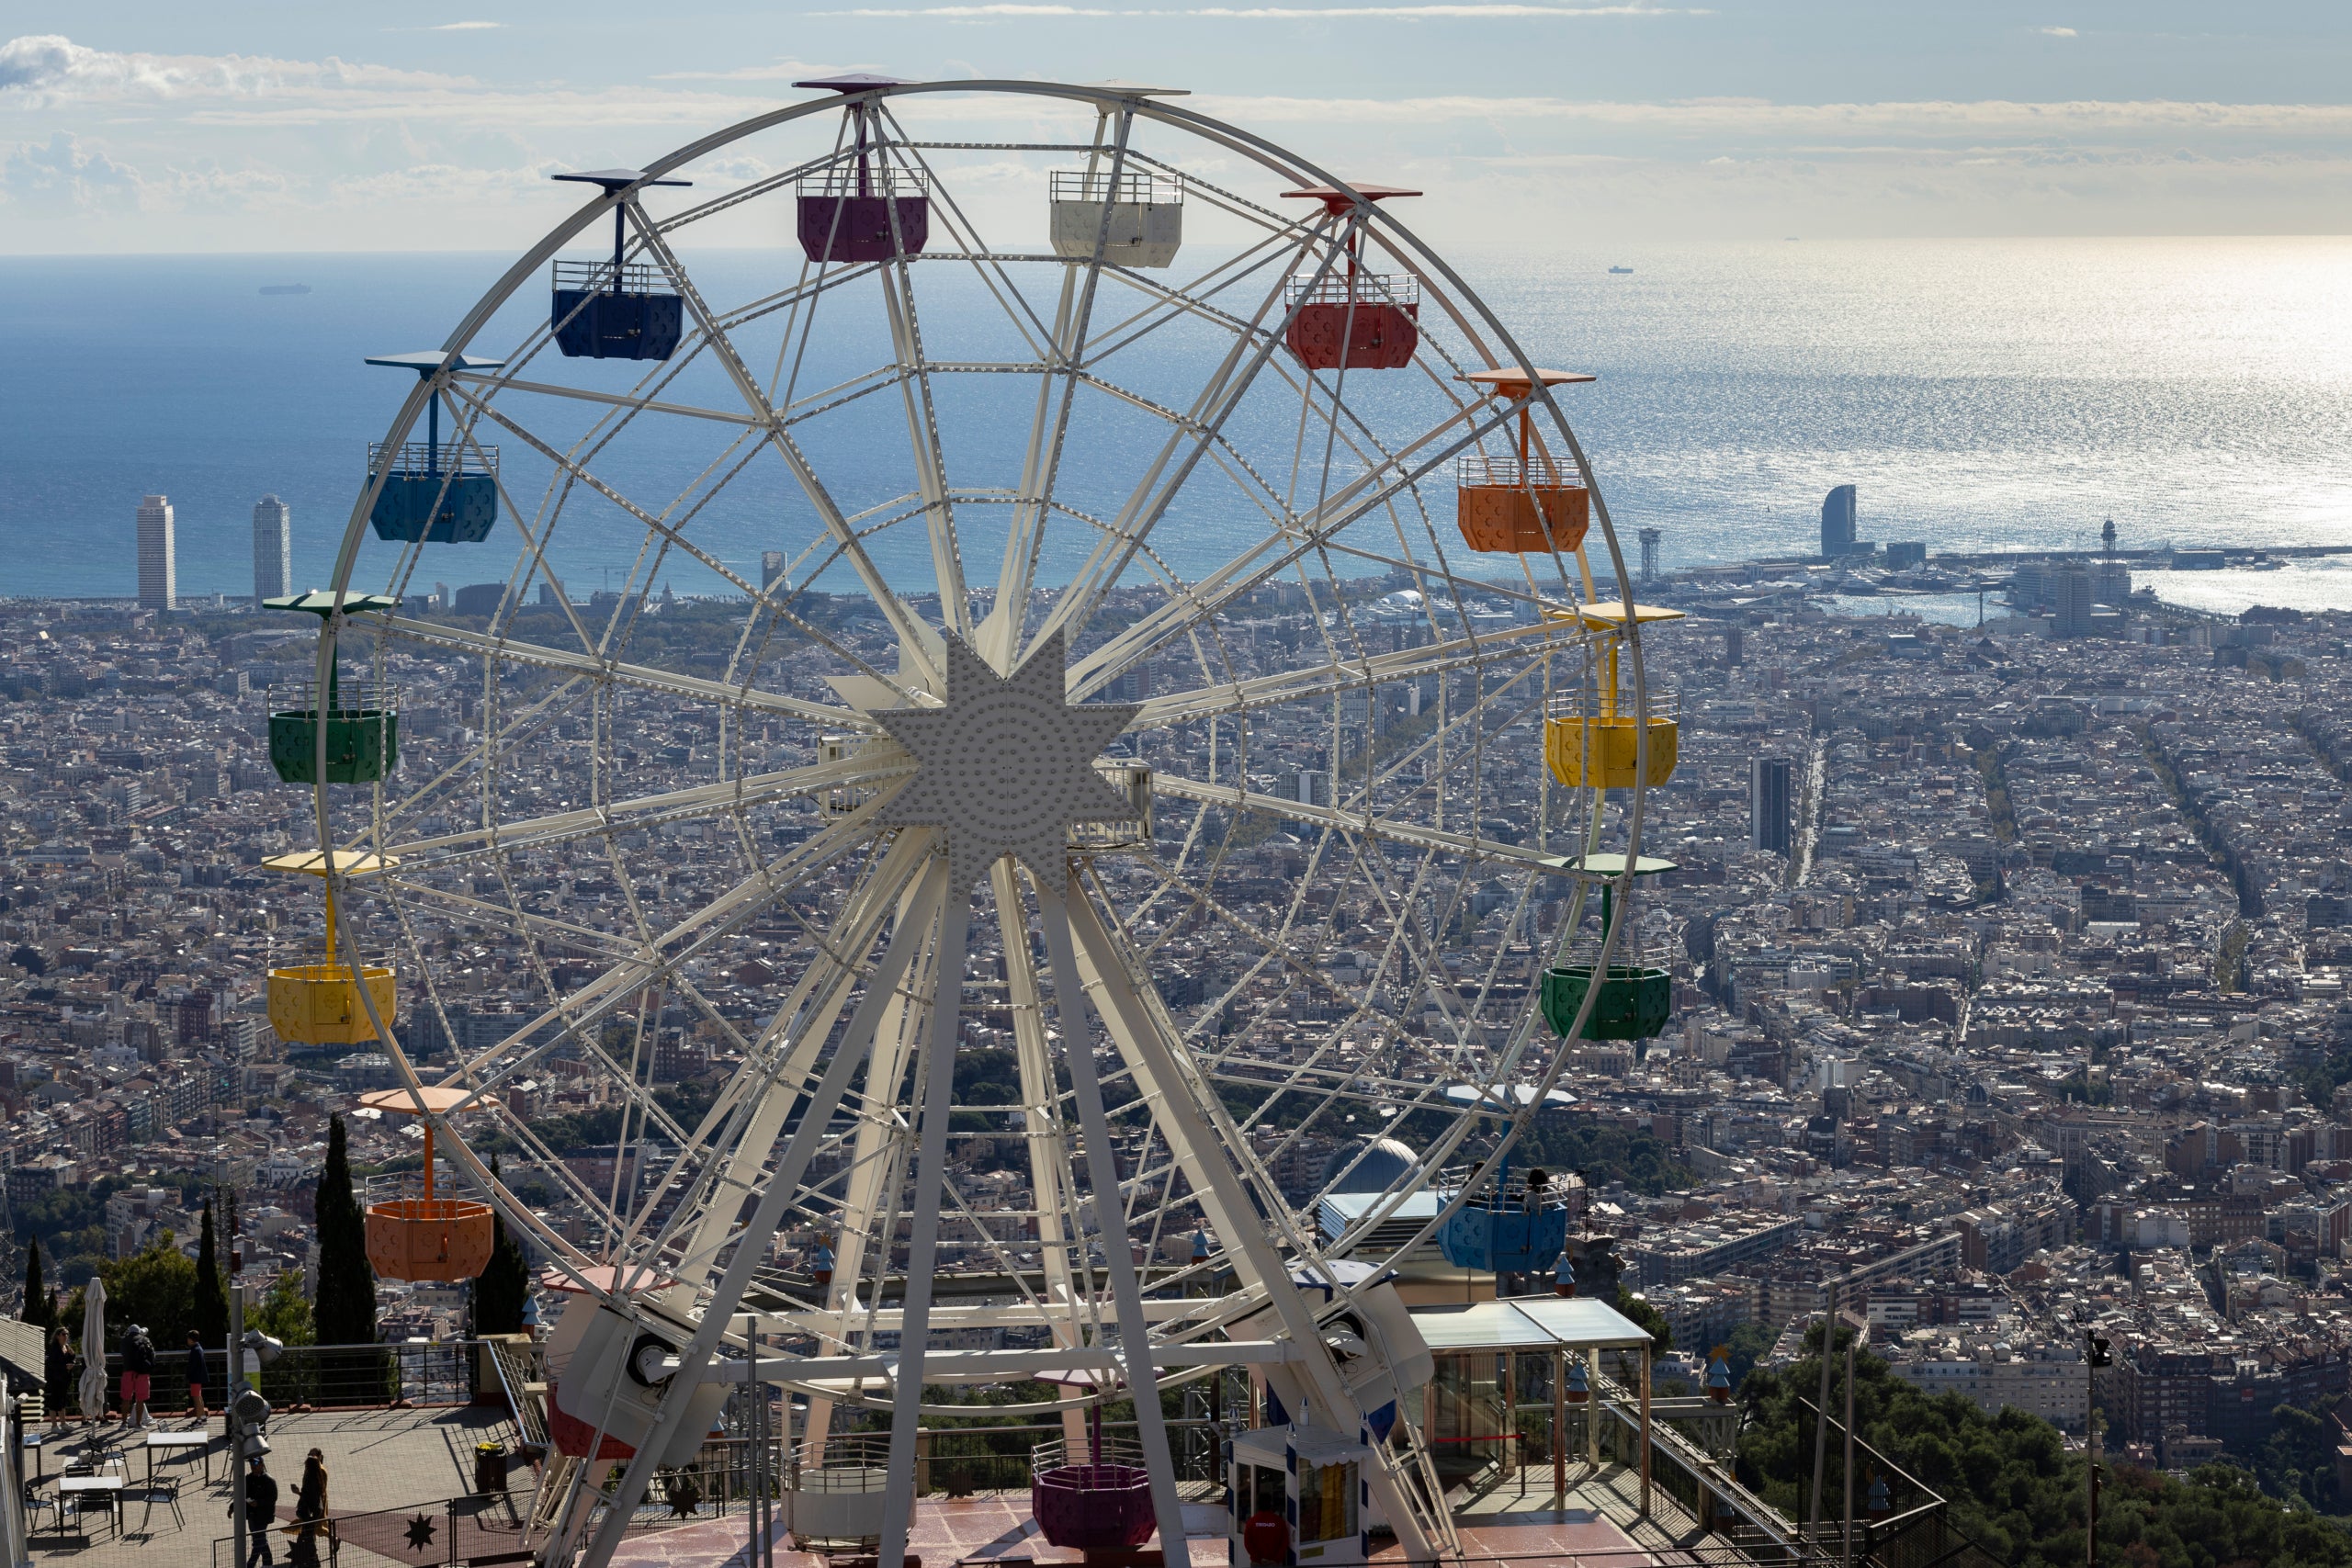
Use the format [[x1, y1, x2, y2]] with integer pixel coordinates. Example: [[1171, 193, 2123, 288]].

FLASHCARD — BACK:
[[3, 237, 2348, 612]]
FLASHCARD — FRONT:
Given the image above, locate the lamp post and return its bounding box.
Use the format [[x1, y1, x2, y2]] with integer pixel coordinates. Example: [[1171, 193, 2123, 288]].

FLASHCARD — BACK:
[[2086, 1328, 2112, 1567], [231, 1280, 245, 1568]]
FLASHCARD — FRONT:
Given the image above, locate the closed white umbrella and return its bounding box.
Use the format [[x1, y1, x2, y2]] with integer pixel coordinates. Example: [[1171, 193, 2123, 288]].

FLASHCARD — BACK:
[[77, 1277, 107, 1424]]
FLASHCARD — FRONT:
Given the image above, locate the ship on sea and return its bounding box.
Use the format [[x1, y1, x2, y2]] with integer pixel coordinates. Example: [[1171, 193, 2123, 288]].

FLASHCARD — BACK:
[[259, 283, 311, 296], [1608, 265, 1633, 275]]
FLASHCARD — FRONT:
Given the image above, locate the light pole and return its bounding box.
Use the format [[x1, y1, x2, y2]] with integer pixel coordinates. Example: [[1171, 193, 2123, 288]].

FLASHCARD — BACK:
[[231, 1280, 245, 1568], [2086, 1328, 2112, 1567], [1809, 1280, 1839, 1550]]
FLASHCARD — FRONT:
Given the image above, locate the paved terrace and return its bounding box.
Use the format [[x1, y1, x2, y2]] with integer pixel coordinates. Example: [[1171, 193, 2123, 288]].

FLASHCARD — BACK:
[[26, 1407, 530, 1568], [606, 1461, 1732, 1568]]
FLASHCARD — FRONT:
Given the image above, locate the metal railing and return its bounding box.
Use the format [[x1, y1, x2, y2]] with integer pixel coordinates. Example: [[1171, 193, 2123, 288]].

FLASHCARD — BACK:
[[1433, 1163, 1577, 1211], [67, 1341, 480, 1416], [369, 441, 499, 478], [1546, 683, 1681, 725], [796, 167, 927, 198], [552, 259, 669, 296], [266, 677, 399, 716], [1458, 454, 1585, 491], [1050, 170, 1183, 205], [1285, 272, 1420, 309], [781, 1420, 1223, 1500]]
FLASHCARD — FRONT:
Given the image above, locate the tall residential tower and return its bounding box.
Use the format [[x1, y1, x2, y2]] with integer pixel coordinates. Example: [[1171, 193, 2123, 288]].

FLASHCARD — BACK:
[[136, 494, 176, 610], [1750, 754, 1792, 855], [253, 494, 291, 603]]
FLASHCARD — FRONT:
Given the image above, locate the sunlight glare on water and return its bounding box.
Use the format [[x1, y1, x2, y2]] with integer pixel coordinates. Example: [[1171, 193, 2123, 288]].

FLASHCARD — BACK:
[[2, 237, 2348, 600]]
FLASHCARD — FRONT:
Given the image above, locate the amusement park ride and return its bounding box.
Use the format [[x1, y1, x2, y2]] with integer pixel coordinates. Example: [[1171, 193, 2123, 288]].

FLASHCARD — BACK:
[[262, 74, 1705, 1568]]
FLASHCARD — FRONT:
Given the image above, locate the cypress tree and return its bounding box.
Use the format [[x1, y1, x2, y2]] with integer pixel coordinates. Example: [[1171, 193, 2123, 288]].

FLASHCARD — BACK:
[[20, 1236, 48, 1329], [313, 1114, 378, 1348], [194, 1199, 230, 1346], [471, 1156, 529, 1337]]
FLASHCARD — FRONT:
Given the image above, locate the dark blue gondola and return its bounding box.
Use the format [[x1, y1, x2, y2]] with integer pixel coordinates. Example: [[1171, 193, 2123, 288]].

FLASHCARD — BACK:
[[549, 170, 693, 360], [364, 353, 504, 544]]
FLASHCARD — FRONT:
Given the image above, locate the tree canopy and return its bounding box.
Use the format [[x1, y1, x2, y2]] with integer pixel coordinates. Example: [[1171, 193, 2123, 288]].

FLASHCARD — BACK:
[[1736, 1331, 2352, 1568], [313, 1114, 377, 1347]]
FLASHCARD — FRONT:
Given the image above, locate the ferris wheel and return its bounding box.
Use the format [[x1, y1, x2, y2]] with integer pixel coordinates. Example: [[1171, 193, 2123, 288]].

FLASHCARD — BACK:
[[263, 75, 1674, 1568]]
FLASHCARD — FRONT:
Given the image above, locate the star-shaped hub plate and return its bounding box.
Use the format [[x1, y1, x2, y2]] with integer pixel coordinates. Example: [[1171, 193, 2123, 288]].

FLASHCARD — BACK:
[[874, 630, 1141, 894]]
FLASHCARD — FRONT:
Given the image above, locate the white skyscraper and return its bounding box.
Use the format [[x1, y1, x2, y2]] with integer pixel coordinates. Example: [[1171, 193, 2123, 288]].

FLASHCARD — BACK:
[[253, 494, 291, 604], [136, 494, 176, 610]]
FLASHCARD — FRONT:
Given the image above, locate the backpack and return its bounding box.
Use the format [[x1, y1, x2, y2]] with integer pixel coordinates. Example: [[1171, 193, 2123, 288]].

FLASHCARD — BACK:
[[124, 1331, 153, 1373]]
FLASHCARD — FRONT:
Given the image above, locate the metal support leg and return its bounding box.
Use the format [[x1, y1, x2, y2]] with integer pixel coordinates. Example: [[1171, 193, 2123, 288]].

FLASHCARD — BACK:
[[1552, 1349, 1566, 1503], [875, 884, 971, 1568], [574, 862, 948, 1568], [1638, 1351, 1651, 1517], [1038, 873, 1190, 1554]]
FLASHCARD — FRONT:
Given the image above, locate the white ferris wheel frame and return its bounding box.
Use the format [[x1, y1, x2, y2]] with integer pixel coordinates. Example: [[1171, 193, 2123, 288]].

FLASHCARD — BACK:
[[289, 77, 1662, 1568]]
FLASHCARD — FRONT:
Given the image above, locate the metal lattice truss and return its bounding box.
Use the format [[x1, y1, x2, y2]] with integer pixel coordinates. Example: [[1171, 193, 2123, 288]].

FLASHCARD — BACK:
[[295, 79, 1661, 1568]]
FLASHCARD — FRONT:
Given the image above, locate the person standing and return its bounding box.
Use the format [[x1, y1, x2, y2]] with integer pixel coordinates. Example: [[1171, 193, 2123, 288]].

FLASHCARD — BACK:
[[43, 1327, 74, 1430], [242, 1455, 280, 1568], [186, 1330, 210, 1425], [120, 1323, 155, 1430], [290, 1450, 332, 1567]]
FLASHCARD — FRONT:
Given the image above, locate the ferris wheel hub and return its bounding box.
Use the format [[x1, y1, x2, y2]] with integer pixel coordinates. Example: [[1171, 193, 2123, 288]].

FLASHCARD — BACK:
[[873, 629, 1142, 893]]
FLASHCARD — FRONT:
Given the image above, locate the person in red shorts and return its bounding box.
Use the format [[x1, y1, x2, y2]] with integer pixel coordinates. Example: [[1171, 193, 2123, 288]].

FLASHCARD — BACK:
[[119, 1323, 156, 1430], [187, 1330, 210, 1424]]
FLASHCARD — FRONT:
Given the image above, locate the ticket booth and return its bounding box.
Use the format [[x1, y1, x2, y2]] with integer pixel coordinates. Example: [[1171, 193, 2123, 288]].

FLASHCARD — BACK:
[[1230, 1426, 1372, 1568]]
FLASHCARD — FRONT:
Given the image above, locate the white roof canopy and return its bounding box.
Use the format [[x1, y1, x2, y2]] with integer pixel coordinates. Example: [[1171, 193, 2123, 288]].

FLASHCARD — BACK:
[[1410, 1297, 1653, 1352]]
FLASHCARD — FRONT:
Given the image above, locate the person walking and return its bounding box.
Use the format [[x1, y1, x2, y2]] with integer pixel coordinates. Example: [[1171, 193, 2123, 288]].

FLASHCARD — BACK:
[[290, 1449, 333, 1567], [120, 1323, 155, 1430], [186, 1330, 210, 1425], [242, 1455, 280, 1568], [43, 1327, 74, 1430]]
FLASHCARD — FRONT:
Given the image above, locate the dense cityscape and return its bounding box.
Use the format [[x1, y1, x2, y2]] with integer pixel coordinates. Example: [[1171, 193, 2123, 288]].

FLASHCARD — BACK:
[[13, 488, 2352, 1530]]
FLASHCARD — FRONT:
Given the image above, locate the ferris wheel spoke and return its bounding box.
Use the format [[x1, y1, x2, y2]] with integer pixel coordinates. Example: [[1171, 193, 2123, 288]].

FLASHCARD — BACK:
[[379, 876, 641, 960], [1028, 240, 1325, 662], [467, 372, 763, 431], [876, 112, 1057, 356], [1063, 407, 1494, 700], [1078, 228, 1308, 366], [1046, 875, 1437, 1561], [626, 217, 945, 693], [451, 389, 775, 606], [578, 855, 953, 1568], [1133, 619, 1564, 731], [1148, 774, 1574, 880], [427, 807, 895, 1099], [379, 750, 909, 870], [378, 615, 876, 730], [878, 255, 969, 636], [990, 860, 1090, 1354], [980, 109, 1143, 671], [659, 833, 933, 1281]]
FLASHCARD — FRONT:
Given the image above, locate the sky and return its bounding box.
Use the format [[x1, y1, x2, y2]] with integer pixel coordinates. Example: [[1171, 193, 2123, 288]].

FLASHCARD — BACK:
[[2, 2, 2349, 251]]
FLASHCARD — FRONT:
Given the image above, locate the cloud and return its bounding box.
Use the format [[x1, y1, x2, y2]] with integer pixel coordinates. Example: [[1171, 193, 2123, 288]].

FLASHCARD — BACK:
[[2038, 25, 2077, 37], [1183, 92, 2352, 141], [0, 130, 142, 214], [810, 3, 1698, 14], [0, 32, 467, 106], [652, 60, 849, 82], [429, 20, 504, 28]]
